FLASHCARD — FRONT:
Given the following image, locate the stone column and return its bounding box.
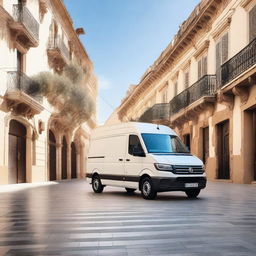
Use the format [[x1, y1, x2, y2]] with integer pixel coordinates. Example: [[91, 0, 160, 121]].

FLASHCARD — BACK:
[[67, 142, 72, 179], [56, 136, 62, 180], [80, 142, 85, 178], [26, 129, 32, 183]]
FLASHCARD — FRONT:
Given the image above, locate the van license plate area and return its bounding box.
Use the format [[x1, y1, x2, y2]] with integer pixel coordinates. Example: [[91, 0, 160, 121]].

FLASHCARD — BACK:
[[185, 183, 198, 188]]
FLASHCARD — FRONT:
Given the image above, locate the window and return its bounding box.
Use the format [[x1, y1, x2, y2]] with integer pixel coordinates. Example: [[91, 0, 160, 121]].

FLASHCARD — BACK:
[[128, 135, 144, 155], [161, 87, 168, 103], [249, 5, 256, 42], [198, 55, 207, 79], [174, 81, 178, 96], [216, 32, 229, 83], [17, 51, 25, 73], [183, 134, 191, 151], [184, 71, 189, 88], [141, 133, 190, 154]]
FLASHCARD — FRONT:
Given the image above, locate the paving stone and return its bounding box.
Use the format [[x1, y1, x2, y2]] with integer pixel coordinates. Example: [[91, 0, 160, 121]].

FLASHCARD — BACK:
[[0, 180, 256, 255]]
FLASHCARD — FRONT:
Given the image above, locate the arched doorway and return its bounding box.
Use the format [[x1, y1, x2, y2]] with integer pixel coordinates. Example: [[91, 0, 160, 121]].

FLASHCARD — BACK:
[[61, 136, 67, 179], [8, 120, 26, 184], [71, 142, 77, 178], [49, 130, 57, 181]]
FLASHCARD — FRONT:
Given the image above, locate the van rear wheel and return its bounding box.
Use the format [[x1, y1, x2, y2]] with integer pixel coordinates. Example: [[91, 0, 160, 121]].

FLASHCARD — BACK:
[[92, 175, 104, 193], [185, 189, 201, 198], [125, 188, 136, 194], [141, 177, 157, 200]]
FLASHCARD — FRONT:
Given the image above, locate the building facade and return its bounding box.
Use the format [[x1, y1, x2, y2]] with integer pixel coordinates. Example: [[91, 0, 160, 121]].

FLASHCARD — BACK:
[[113, 0, 256, 184], [0, 0, 97, 184]]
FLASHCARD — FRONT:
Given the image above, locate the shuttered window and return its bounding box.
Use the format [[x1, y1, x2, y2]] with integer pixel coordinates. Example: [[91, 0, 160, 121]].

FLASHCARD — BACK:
[[198, 55, 207, 79], [249, 5, 256, 42], [184, 71, 189, 88], [222, 33, 229, 63], [202, 56, 207, 77], [215, 32, 229, 84], [174, 82, 178, 96], [198, 59, 202, 79]]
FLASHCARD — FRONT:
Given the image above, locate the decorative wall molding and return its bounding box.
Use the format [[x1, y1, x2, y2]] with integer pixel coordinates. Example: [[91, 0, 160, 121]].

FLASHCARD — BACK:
[[194, 40, 210, 59], [212, 15, 232, 41]]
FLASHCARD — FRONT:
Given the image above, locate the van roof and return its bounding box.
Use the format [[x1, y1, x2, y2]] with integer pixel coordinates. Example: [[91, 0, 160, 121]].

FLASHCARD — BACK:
[[92, 122, 176, 138]]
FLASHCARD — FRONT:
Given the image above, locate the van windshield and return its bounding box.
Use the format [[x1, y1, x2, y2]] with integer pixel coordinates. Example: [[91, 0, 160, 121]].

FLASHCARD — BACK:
[[141, 133, 190, 154]]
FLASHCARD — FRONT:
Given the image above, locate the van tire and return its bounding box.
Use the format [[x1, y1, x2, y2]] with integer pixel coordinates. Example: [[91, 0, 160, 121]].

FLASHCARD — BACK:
[[141, 177, 157, 200], [185, 189, 200, 198], [92, 175, 104, 193], [125, 188, 136, 194]]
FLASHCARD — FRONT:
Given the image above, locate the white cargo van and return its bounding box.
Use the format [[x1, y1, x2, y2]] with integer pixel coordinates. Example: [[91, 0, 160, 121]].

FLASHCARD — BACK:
[[86, 122, 206, 200]]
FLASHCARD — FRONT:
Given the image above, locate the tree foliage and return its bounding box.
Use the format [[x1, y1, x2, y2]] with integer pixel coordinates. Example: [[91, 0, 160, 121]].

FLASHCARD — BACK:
[[29, 64, 95, 126]]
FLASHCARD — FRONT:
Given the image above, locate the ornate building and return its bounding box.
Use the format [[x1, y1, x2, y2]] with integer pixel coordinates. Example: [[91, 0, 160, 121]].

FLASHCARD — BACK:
[[110, 0, 256, 184], [0, 0, 97, 184]]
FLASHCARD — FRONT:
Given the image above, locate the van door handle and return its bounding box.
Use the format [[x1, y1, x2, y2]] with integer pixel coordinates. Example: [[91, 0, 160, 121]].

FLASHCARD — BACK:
[[126, 159, 130, 161], [119, 159, 123, 161]]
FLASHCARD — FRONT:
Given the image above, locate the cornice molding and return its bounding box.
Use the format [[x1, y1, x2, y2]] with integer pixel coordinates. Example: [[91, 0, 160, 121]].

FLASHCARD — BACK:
[[117, 0, 232, 118], [212, 16, 232, 41]]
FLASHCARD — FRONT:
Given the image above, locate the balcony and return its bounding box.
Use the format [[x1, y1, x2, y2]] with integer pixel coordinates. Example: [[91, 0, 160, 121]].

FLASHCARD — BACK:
[[170, 75, 217, 125], [9, 4, 39, 48], [138, 103, 170, 125], [47, 36, 70, 71], [221, 38, 256, 87], [5, 71, 43, 118]]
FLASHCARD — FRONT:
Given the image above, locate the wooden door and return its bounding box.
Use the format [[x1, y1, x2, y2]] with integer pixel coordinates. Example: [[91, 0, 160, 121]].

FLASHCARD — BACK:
[[49, 130, 56, 181], [8, 135, 18, 184], [253, 110, 256, 180], [203, 127, 209, 164], [61, 136, 67, 179], [71, 142, 77, 179], [217, 120, 230, 179], [8, 120, 26, 184]]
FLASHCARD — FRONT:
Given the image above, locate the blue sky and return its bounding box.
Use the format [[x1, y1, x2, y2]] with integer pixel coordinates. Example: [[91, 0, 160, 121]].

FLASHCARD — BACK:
[[63, 0, 200, 124]]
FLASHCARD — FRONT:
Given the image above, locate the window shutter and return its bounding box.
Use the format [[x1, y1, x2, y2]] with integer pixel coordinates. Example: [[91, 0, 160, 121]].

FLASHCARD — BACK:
[[222, 33, 229, 63], [202, 56, 207, 76], [249, 5, 256, 42], [184, 72, 189, 88], [216, 41, 221, 84], [198, 59, 202, 79], [174, 82, 178, 96]]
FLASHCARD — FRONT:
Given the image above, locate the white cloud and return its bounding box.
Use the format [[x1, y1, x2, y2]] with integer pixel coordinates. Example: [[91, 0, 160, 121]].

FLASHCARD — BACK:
[[98, 76, 111, 90]]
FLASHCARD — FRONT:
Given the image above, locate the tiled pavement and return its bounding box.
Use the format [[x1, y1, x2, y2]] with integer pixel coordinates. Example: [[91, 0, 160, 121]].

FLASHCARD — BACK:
[[0, 180, 256, 256]]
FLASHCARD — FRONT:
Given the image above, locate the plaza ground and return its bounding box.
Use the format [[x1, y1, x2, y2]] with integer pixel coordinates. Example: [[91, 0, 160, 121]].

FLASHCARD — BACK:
[[0, 179, 256, 256]]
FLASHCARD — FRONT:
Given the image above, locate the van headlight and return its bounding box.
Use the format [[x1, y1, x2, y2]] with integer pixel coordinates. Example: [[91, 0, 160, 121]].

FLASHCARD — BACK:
[[154, 163, 173, 171]]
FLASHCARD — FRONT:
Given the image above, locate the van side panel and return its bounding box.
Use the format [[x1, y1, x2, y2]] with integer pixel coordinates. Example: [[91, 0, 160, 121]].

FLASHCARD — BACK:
[[89, 135, 127, 187]]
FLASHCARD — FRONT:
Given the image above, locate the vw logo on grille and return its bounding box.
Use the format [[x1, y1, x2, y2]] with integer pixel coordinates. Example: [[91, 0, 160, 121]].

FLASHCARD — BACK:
[[189, 167, 193, 173]]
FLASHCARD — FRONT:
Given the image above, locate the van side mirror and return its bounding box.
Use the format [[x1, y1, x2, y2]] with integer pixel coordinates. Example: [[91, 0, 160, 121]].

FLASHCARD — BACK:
[[133, 146, 146, 157]]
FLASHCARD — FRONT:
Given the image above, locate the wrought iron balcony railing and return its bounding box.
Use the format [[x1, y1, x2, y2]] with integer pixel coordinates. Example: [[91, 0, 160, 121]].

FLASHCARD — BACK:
[[48, 35, 70, 62], [12, 4, 39, 41], [221, 37, 256, 86], [7, 71, 43, 103], [138, 103, 170, 123], [170, 75, 217, 116]]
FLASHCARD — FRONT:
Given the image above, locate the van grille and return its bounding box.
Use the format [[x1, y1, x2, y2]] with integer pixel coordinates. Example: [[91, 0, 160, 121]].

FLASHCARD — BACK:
[[172, 165, 204, 175]]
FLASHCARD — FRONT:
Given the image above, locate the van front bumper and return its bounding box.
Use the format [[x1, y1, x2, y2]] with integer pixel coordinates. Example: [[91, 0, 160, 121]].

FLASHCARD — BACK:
[[151, 176, 207, 192]]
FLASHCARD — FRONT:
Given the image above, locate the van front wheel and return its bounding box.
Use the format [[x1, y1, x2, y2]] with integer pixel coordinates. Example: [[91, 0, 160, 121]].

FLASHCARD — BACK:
[[92, 175, 104, 193], [185, 189, 200, 198], [141, 177, 157, 200]]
